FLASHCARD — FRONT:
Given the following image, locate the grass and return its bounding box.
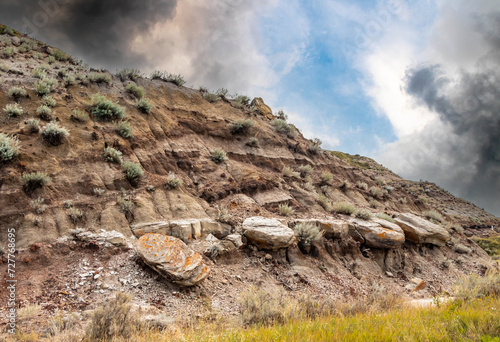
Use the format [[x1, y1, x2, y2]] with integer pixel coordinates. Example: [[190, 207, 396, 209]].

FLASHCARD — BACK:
[[354, 209, 372, 221], [43, 95, 57, 107], [320, 171, 333, 185], [88, 72, 111, 84], [356, 181, 368, 190], [165, 172, 182, 189], [125, 83, 144, 98], [294, 223, 323, 249], [317, 194, 332, 211], [3, 103, 23, 117], [26, 118, 40, 133], [246, 137, 259, 147], [117, 68, 141, 81], [203, 92, 219, 103], [36, 105, 52, 120], [0, 133, 20, 163], [122, 161, 143, 186], [229, 119, 254, 134], [41, 122, 69, 146], [70, 109, 89, 122], [2, 46, 16, 58], [90, 93, 125, 121], [117, 121, 133, 139], [282, 166, 300, 178], [376, 213, 395, 223], [298, 164, 313, 177], [8, 86, 27, 98], [423, 209, 444, 223], [20, 172, 50, 192], [30, 197, 47, 214], [332, 201, 356, 215], [137, 98, 152, 113], [278, 203, 295, 216], [34, 79, 52, 96], [103, 147, 123, 164], [474, 234, 500, 259], [271, 119, 296, 137], [32, 67, 47, 79], [210, 148, 227, 164], [165, 73, 186, 86]]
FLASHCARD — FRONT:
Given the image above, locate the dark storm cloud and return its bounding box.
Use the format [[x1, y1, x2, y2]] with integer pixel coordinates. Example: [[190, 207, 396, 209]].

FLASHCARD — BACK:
[[0, 0, 178, 68], [403, 12, 500, 216]]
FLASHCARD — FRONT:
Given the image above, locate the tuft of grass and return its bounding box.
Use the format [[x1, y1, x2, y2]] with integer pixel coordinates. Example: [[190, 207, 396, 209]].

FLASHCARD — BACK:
[[125, 83, 144, 98], [246, 137, 260, 147], [233, 95, 251, 107], [67, 207, 83, 223], [229, 119, 254, 134], [217, 206, 233, 224], [355, 209, 372, 221], [70, 109, 89, 122], [276, 110, 288, 121], [21, 172, 50, 192], [294, 223, 323, 249], [8, 86, 27, 98], [271, 119, 296, 137], [63, 74, 76, 87], [34, 79, 52, 96], [122, 161, 143, 186], [2, 46, 16, 58], [86, 292, 140, 341], [278, 203, 295, 217], [32, 67, 47, 79], [203, 92, 219, 103], [356, 181, 368, 190], [320, 171, 333, 185], [369, 186, 386, 199], [454, 271, 500, 301], [339, 179, 351, 191], [317, 194, 332, 211], [298, 164, 313, 177], [136, 98, 152, 113], [117, 195, 134, 215], [210, 148, 227, 164], [30, 197, 47, 214], [90, 93, 125, 121], [93, 187, 106, 196], [103, 147, 123, 164], [36, 105, 52, 120], [369, 199, 383, 209], [474, 234, 500, 258], [376, 213, 395, 223], [117, 68, 141, 81], [49, 48, 70, 61], [42, 122, 69, 146], [42, 95, 57, 107], [332, 201, 356, 215], [165, 73, 186, 86], [165, 172, 182, 189], [26, 118, 40, 133], [0, 133, 20, 163], [88, 72, 111, 84], [117, 121, 133, 139], [3, 103, 23, 117], [423, 210, 444, 223], [282, 166, 300, 178]]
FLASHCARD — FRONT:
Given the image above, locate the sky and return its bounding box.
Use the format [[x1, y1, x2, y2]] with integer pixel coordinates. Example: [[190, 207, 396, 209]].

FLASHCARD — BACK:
[[1, 0, 499, 217]]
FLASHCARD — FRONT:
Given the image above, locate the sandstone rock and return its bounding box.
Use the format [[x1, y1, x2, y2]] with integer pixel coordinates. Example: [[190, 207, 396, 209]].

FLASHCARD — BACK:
[[250, 97, 274, 120], [225, 234, 244, 249], [454, 243, 472, 254], [242, 217, 296, 250], [200, 219, 231, 239], [131, 219, 205, 243], [71, 228, 127, 247], [131, 222, 170, 237], [348, 218, 405, 249], [252, 189, 293, 206], [405, 277, 427, 291], [395, 213, 450, 246], [290, 218, 349, 239], [372, 217, 404, 235], [137, 233, 210, 286]]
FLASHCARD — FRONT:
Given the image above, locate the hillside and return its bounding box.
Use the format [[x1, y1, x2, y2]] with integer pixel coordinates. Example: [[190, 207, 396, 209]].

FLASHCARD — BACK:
[[0, 24, 499, 339]]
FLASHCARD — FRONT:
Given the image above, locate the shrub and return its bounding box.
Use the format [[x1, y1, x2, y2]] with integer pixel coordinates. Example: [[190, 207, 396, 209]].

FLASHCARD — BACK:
[[332, 202, 356, 215], [294, 223, 323, 249], [216, 88, 229, 97], [217, 206, 233, 224], [85, 292, 139, 341], [63, 75, 76, 87], [369, 199, 383, 209], [278, 203, 294, 216], [117, 196, 134, 214], [32, 68, 47, 79], [2, 47, 15, 58], [454, 271, 500, 301], [374, 177, 385, 186], [46, 56, 56, 64], [70, 109, 89, 122], [298, 164, 313, 177], [320, 172, 333, 185], [210, 148, 227, 164], [203, 92, 219, 103], [26, 118, 40, 133], [103, 147, 123, 164], [41, 121, 69, 146], [3, 103, 23, 117], [165, 172, 182, 189], [276, 110, 288, 121], [369, 186, 386, 199], [271, 119, 295, 136], [282, 166, 300, 178], [8, 86, 27, 98], [63, 200, 73, 209], [93, 187, 105, 196], [303, 181, 315, 192], [125, 83, 144, 98], [308, 143, 322, 155], [117, 121, 133, 139], [30, 197, 47, 214], [21, 172, 50, 192], [317, 194, 331, 211], [36, 105, 52, 119], [246, 137, 259, 147], [165, 73, 186, 86], [423, 210, 444, 223], [0, 133, 20, 162], [233, 95, 251, 107], [34, 79, 52, 96], [49, 48, 70, 61], [376, 213, 395, 223], [399, 197, 408, 204], [117, 68, 141, 81], [88, 72, 111, 84], [356, 181, 368, 190], [42, 95, 56, 107], [90, 93, 125, 121], [150, 70, 163, 79], [339, 179, 351, 191], [122, 161, 143, 185], [355, 209, 372, 221], [136, 98, 152, 113], [229, 119, 254, 134], [67, 207, 83, 223]]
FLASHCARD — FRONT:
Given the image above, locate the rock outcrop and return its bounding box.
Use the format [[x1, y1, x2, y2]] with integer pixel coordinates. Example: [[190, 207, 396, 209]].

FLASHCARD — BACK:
[[394, 213, 450, 246], [70, 228, 128, 247], [289, 218, 349, 239], [242, 217, 296, 250], [131, 219, 229, 242], [348, 218, 405, 249], [136, 233, 210, 286]]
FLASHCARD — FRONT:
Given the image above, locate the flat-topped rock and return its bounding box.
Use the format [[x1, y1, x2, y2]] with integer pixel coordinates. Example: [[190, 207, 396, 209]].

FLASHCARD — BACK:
[[394, 213, 450, 246], [290, 218, 349, 238], [136, 233, 210, 286], [242, 217, 296, 250], [131, 219, 227, 242], [348, 218, 405, 249]]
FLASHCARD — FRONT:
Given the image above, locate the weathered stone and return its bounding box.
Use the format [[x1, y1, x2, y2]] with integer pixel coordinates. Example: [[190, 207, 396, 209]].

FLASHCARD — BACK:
[[131, 222, 170, 237], [200, 219, 231, 239], [405, 277, 427, 292], [290, 218, 348, 239], [242, 217, 296, 250], [454, 243, 472, 254], [372, 217, 404, 235], [225, 234, 244, 249], [250, 97, 274, 120], [137, 233, 210, 286], [395, 213, 450, 246], [252, 189, 293, 206], [71, 228, 127, 247], [348, 218, 405, 249], [170, 220, 195, 242]]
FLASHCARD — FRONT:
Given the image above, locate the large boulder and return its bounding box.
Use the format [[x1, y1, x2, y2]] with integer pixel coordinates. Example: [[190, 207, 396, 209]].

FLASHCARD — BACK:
[[348, 218, 405, 249], [137, 233, 210, 286], [250, 97, 274, 120], [394, 213, 450, 246], [242, 217, 296, 250], [131, 219, 219, 242]]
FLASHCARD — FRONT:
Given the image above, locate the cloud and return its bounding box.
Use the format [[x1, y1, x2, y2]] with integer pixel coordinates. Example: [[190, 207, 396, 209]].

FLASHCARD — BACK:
[[376, 2, 500, 216]]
